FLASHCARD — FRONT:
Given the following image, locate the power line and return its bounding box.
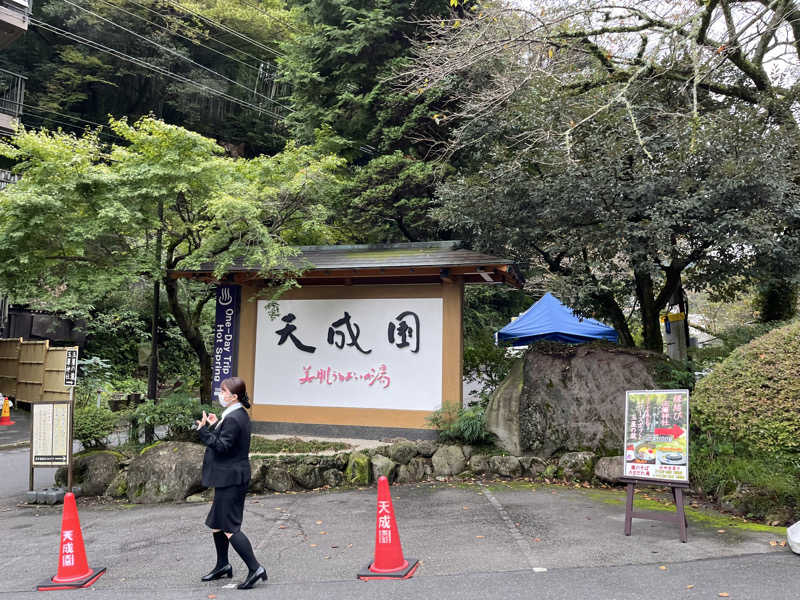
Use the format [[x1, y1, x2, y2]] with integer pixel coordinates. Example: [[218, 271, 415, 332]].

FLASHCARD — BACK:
[[231, 0, 300, 33], [163, 0, 285, 59], [124, 0, 274, 69], [63, 0, 291, 111], [22, 103, 115, 130], [91, 0, 260, 73], [19, 112, 118, 141], [30, 18, 287, 121]]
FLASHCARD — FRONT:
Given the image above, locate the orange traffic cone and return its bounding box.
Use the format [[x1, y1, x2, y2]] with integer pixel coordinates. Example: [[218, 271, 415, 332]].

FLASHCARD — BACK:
[[38, 493, 106, 591], [357, 475, 419, 580], [0, 396, 14, 426]]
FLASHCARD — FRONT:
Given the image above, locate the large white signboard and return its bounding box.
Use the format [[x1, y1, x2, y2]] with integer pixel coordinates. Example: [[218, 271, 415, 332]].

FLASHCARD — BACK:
[[32, 403, 71, 466], [253, 298, 443, 411]]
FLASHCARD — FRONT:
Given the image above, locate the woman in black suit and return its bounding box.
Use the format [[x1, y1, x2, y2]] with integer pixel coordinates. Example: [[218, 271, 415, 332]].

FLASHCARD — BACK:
[[196, 376, 267, 590]]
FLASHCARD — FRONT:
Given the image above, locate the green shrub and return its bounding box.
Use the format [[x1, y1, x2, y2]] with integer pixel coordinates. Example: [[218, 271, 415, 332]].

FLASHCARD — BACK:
[[73, 404, 119, 449], [427, 404, 494, 445], [692, 320, 800, 458], [131, 393, 204, 441], [689, 448, 800, 521]]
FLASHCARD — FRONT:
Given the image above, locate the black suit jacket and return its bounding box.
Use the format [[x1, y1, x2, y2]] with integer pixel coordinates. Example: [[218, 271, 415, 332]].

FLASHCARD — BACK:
[[197, 407, 252, 488]]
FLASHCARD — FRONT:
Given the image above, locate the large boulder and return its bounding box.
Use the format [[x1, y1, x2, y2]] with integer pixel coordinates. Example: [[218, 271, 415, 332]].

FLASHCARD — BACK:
[[264, 466, 294, 492], [126, 442, 205, 503], [486, 343, 662, 456], [55, 450, 123, 497], [469, 454, 491, 474], [345, 452, 371, 486], [248, 458, 268, 493], [519, 456, 548, 478], [489, 455, 521, 478], [594, 456, 623, 483], [432, 445, 466, 476], [558, 451, 597, 481], [396, 456, 432, 483], [387, 441, 418, 465], [322, 468, 344, 487], [291, 463, 323, 489], [371, 454, 397, 482], [415, 439, 438, 458]]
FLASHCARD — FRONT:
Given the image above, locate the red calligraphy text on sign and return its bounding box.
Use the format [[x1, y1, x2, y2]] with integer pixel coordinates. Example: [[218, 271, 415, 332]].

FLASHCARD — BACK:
[[298, 365, 391, 388]]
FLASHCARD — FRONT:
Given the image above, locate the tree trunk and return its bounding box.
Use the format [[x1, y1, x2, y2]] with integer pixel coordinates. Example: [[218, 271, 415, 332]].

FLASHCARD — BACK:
[[634, 269, 663, 352], [591, 292, 635, 347], [164, 276, 213, 405]]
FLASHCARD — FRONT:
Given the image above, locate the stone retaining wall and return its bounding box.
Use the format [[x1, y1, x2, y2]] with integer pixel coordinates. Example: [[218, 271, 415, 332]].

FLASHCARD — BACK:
[[62, 440, 625, 503]]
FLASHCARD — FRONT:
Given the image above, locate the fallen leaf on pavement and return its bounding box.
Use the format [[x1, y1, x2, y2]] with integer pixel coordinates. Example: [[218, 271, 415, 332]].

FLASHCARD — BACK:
[[310, 544, 318, 547], [476, 535, 485, 539], [208, 596, 216, 599], [780, 541, 787, 547], [320, 531, 327, 535], [278, 525, 287, 529], [534, 538, 541, 542], [770, 541, 778, 546], [686, 585, 694, 589], [717, 529, 726, 533], [658, 566, 667, 570], [718, 594, 729, 597], [316, 520, 323, 525]]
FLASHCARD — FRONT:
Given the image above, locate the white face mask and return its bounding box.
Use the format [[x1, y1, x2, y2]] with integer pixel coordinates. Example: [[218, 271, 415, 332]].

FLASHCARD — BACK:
[[218, 390, 234, 408]]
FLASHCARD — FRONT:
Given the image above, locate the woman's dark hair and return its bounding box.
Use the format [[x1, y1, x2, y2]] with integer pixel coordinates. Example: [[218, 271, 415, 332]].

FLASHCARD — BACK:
[[221, 376, 250, 408]]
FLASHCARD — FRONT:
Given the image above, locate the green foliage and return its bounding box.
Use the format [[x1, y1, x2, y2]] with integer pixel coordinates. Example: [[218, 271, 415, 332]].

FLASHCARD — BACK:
[[73, 404, 119, 449], [690, 445, 800, 522], [753, 280, 798, 323], [249, 437, 351, 454], [692, 320, 800, 458], [1, 117, 345, 401], [1, 0, 293, 155], [131, 393, 204, 441], [463, 286, 534, 402], [278, 0, 464, 242], [427, 404, 493, 445], [646, 358, 695, 391]]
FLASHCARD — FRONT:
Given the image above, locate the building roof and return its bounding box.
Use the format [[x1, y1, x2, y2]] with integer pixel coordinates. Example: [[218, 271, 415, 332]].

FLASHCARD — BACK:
[[169, 241, 523, 287]]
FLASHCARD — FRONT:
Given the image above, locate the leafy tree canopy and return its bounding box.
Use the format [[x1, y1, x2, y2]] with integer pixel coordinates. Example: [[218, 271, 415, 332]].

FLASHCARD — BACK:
[[0, 117, 345, 399]]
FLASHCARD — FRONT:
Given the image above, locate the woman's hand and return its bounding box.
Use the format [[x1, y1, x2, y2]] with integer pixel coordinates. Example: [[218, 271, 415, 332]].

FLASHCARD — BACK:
[[196, 410, 208, 428], [206, 412, 219, 426]]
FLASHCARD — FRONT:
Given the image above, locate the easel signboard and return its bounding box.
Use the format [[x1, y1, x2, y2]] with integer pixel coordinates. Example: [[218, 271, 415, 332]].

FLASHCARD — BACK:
[[621, 389, 690, 542]]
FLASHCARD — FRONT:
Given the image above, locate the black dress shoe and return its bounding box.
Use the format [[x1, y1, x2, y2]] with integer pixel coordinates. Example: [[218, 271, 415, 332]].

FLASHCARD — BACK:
[[237, 566, 267, 589], [201, 564, 232, 581]]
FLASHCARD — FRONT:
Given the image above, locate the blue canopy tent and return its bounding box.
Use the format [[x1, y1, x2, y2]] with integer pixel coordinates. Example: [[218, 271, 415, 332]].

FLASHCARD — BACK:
[[496, 292, 618, 346]]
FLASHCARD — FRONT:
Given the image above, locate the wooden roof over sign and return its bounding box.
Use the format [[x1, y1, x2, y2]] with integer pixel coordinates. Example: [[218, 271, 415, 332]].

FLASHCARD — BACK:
[[169, 241, 523, 288]]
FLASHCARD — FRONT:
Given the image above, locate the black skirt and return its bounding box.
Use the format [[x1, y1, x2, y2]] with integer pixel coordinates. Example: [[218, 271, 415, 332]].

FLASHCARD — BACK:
[[205, 482, 248, 533]]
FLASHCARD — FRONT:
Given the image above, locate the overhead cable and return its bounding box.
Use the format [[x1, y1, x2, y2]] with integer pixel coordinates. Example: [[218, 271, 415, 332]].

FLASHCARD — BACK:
[[163, 0, 285, 59], [92, 0, 260, 72], [30, 19, 286, 120], [124, 0, 273, 69], [63, 0, 291, 111], [231, 0, 300, 33]]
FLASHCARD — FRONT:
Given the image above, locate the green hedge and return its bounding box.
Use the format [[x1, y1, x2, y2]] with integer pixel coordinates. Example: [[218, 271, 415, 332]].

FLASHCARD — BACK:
[[692, 320, 800, 458]]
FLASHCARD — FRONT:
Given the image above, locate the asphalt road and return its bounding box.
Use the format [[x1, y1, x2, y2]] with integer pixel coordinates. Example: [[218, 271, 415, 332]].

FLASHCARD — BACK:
[[0, 475, 795, 600]]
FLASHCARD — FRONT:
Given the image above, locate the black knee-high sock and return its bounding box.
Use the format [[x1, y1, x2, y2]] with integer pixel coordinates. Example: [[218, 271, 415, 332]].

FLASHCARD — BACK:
[[229, 531, 260, 573], [213, 531, 229, 569]]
